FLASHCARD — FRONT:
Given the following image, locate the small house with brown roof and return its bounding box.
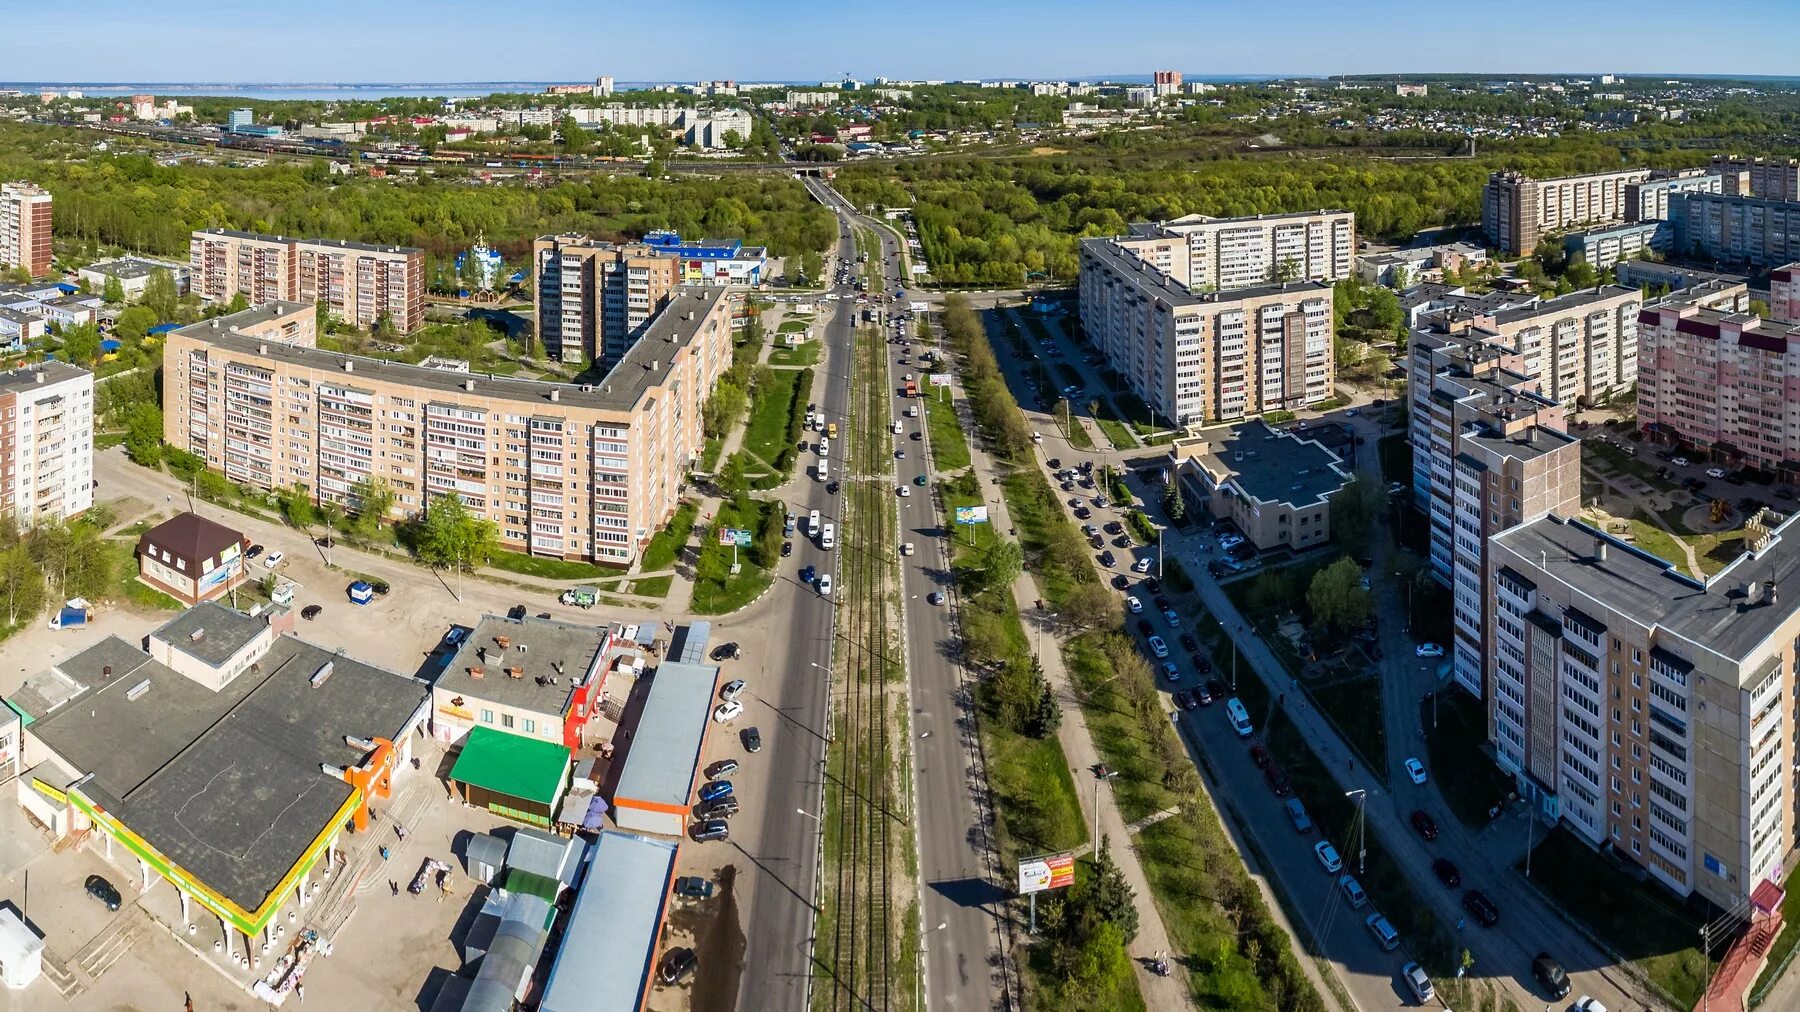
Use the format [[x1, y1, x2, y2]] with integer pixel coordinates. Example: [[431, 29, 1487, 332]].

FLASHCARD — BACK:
[[135, 511, 247, 606]]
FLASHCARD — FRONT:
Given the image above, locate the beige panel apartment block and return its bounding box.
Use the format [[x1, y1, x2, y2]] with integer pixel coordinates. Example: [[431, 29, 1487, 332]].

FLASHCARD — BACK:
[[0, 182, 53, 278], [190, 230, 425, 335], [1482, 168, 1652, 256], [1113, 210, 1355, 293], [533, 234, 682, 367], [163, 288, 732, 566]]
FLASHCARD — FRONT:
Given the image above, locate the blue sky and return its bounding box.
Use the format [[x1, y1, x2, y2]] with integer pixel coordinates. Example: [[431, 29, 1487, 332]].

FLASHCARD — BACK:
[[6, 0, 1797, 82]]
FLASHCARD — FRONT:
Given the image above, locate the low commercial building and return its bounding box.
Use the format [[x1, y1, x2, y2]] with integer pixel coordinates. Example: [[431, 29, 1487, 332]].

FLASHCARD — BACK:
[[1355, 242, 1486, 287], [1613, 259, 1748, 295], [430, 615, 618, 749], [1078, 238, 1334, 428], [163, 287, 731, 565], [1564, 219, 1672, 270], [7, 603, 429, 961], [611, 657, 719, 837], [447, 726, 572, 828], [135, 511, 247, 606], [77, 257, 189, 301], [1168, 420, 1351, 553], [1486, 509, 1800, 910], [641, 230, 768, 287], [537, 830, 678, 1012]]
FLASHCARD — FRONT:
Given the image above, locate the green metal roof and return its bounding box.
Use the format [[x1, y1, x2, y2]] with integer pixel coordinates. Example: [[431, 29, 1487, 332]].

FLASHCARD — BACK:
[[449, 726, 571, 807]]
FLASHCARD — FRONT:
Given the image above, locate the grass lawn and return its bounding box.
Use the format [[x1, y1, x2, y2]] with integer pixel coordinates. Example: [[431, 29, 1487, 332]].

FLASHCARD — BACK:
[[1521, 827, 1711, 1007], [1000, 467, 1086, 607], [104, 539, 184, 612], [485, 548, 610, 581], [1094, 415, 1137, 451], [922, 388, 972, 472], [95, 430, 127, 450], [1061, 416, 1096, 450], [628, 575, 673, 598], [767, 341, 822, 367], [777, 320, 810, 333], [984, 723, 1086, 861], [742, 369, 805, 466], [1307, 674, 1389, 777], [1423, 690, 1519, 829], [700, 437, 724, 474], [688, 498, 779, 615], [640, 500, 698, 573]]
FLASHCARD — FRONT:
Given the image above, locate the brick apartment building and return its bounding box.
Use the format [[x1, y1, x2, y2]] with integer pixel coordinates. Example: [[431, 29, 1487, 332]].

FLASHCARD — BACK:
[[188, 229, 425, 334], [1481, 168, 1652, 256], [162, 288, 733, 566], [0, 182, 53, 278], [534, 235, 681, 368]]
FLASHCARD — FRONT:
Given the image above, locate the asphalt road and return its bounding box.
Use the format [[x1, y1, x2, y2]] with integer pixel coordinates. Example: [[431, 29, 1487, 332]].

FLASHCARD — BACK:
[[805, 179, 1008, 1012], [733, 209, 862, 1011]]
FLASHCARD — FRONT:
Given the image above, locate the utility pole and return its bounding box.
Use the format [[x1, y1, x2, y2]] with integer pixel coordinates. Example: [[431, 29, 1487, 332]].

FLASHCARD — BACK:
[[1345, 789, 1368, 875]]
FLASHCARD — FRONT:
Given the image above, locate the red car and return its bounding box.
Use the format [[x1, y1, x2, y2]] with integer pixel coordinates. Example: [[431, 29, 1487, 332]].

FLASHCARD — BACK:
[[1249, 743, 1272, 768], [1411, 809, 1439, 841], [1264, 763, 1290, 797]]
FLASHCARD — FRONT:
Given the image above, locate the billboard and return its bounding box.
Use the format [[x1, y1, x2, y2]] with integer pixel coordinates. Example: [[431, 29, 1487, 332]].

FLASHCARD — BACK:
[[928, 373, 952, 388], [1018, 852, 1076, 895], [717, 527, 753, 547], [954, 506, 989, 526]]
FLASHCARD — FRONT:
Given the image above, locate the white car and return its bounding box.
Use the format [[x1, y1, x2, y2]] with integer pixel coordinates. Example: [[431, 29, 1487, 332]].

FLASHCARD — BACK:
[[720, 679, 747, 702], [263, 550, 285, 569], [1126, 597, 1144, 614], [817, 574, 833, 595], [1148, 635, 1168, 659], [1672, 455, 1691, 467], [1415, 642, 1445, 658], [1705, 467, 1728, 479], [1572, 998, 1608, 1012], [1218, 534, 1245, 550], [1404, 757, 1427, 785], [712, 700, 744, 723], [897, 485, 910, 498], [1132, 558, 1152, 574], [1313, 841, 1343, 873]]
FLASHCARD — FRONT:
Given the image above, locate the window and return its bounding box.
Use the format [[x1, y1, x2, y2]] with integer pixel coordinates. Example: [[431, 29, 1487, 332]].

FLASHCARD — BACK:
[[480, 709, 494, 724], [501, 714, 515, 729], [522, 718, 536, 734]]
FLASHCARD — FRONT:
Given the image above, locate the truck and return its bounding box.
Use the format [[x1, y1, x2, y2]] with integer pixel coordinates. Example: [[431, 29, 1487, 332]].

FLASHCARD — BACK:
[[49, 598, 92, 631], [903, 379, 919, 398], [559, 587, 599, 609]]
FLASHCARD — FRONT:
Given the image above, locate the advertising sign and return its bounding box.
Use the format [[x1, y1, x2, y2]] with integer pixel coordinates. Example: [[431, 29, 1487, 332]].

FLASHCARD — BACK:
[[1017, 852, 1076, 895], [928, 373, 952, 388], [718, 527, 753, 547], [954, 506, 990, 526]]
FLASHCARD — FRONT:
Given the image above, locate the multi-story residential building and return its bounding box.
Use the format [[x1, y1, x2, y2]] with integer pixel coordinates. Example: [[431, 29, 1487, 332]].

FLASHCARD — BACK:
[[0, 182, 53, 278], [1486, 509, 1800, 908], [1710, 155, 1800, 202], [1078, 238, 1334, 428], [1626, 172, 1722, 222], [1771, 263, 1800, 325], [1563, 219, 1673, 270], [1152, 70, 1182, 97], [1635, 281, 1800, 474], [0, 362, 94, 523], [1407, 327, 1581, 696], [162, 288, 732, 566], [1410, 285, 1643, 413], [189, 230, 425, 333], [534, 235, 681, 367], [1481, 168, 1652, 256], [1112, 210, 1355, 293], [1669, 192, 1800, 267]]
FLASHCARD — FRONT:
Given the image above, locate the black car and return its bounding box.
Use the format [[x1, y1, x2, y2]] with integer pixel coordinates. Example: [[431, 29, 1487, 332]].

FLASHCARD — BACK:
[[827, 481, 840, 494], [1136, 619, 1154, 636], [1179, 633, 1199, 651], [658, 947, 698, 985], [245, 544, 265, 559], [1074, 507, 1091, 520], [781, 541, 793, 557], [1144, 577, 1161, 594], [704, 758, 741, 780], [1047, 458, 1062, 470], [85, 874, 121, 912], [1098, 550, 1115, 567], [710, 642, 742, 662], [1062, 481, 1075, 492], [1463, 889, 1500, 927], [673, 876, 714, 901], [507, 604, 528, 620], [1111, 574, 1130, 590], [301, 604, 323, 620], [1154, 596, 1171, 612], [1105, 521, 1123, 535], [1432, 857, 1461, 888], [1411, 809, 1439, 841], [741, 727, 762, 753], [693, 820, 730, 842], [1174, 689, 1198, 711], [1206, 677, 1225, 699], [1531, 952, 1570, 999]]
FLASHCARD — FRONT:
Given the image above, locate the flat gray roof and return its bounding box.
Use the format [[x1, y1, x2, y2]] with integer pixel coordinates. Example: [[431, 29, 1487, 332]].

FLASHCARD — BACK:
[[438, 615, 611, 716], [18, 629, 427, 913], [1457, 423, 1576, 465], [193, 228, 421, 255], [538, 830, 677, 1012], [82, 259, 161, 280], [1492, 285, 1638, 326], [174, 301, 310, 338], [1492, 512, 1800, 668], [151, 600, 264, 669], [1193, 420, 1349, 509], [175, 286, 726, 413], [612, 659, 718, 812], [0, 361, 87, 393], [1081, 237, 1331, 308]]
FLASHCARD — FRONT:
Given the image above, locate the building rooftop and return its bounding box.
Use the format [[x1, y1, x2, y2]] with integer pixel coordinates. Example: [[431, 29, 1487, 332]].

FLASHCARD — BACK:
[[81, 259, 164, 280], [0, 360, 88, 393], [1152, 209, 1353, 229], [15, 629, 427, 913], [1457, 422, 1577, 464], [1492, 285, 1638, 326], [172, 286, 726, 414], [193, 228, 421, 255], [613, 660, 719, 813], [137, 511, 242, 568], [437, 615, 612, 717], [173, 301, 310, 340], [1082, 238, 1331, 308], [151, 600, 264, 668], [538, 830, 676, 1012], [1188, 420, 1351, 509], [1493, 511, 1800, 668]]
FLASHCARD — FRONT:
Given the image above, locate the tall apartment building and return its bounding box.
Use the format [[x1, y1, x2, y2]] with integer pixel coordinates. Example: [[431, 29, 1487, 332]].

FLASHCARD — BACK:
[[1112, 210, 1355, 293], [0, 362, 94, 522], [1710, 155, 1800, 201], [1487, 509, 1800, 908], [1770, 263, 1800, 324], [534, 235, 680, 367], [1407, 327, 1581, 696], [188, 230, 425, 333], [1668, 192, 1800, 267], [1625, 172, 1722, 222], [0, 182, 54, 278], [1636, 281, 1800, 473], [1481, 168, 1652, 256], [162, 288, 733, 566], [1152, 70, 1182, 97], [1078, 238, 1333, 428]]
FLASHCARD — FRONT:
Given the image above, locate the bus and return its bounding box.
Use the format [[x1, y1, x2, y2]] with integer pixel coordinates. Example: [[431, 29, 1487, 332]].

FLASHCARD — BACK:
[[1225, 698, 1253, 737]]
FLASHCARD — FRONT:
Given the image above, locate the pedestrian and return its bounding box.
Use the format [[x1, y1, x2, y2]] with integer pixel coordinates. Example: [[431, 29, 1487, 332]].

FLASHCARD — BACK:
[[380, 845, 390, 861], [295, 983, 304, 1003], [395, 824, 407, 843], [390, 880, 399, 896]]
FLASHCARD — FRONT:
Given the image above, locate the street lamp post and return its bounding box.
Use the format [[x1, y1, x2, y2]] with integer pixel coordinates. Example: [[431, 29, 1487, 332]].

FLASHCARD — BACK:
[[796, 807, 821, 822]]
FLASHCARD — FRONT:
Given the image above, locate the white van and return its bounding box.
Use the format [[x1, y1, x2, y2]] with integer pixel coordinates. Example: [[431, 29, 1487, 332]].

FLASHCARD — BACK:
[[819, 437, 830, 458], [1225, 697, 1253, 737], [821, 523, 836, 550], [892, 420, 903, 434], [816, 459, 829, 482], [808, 510, 822, 535]]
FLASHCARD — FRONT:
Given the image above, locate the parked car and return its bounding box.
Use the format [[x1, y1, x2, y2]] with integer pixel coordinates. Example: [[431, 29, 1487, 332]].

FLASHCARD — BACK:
[[1313, 840, 1342, 873], [301, 605, 323, 620], [698, 780, 733, 803], [704, 759, 740, 780], [1126, 597, 1144, 614], [1249, 743, 1271, 768], [712, 700, 745, 724], [1431, 857, 1461, 888], [1148, 635, 1168, 658], [1174, 689, 1197, 711], [85, 874, 121, 912], [1264, 763, 1290, 797], [1132, 558, 1152, 574], [658, 947, 698, 984], [711, 642, 742, 661], [1415, 642, 1445, 658], [1284, 798, 1312, 833], [673, 876, 714, 901], [1462, 889, 1499, 927], [1411, 809, 1439, 841], [1572, 997, 1609, 1012], [698, 797, 740, 820], [741, 727, 762, 753], [1532, 953, 1570, 999], [263, 550, 285, 569], [1337, 873, 1367, 908], [1402, 962, 1434, 1004], [245, 544, 264, 559], [720, 679, 747, 702]]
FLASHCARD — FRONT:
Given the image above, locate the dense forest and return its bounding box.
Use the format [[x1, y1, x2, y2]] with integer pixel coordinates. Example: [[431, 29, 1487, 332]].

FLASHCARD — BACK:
[[0, 126, 835, 265]]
